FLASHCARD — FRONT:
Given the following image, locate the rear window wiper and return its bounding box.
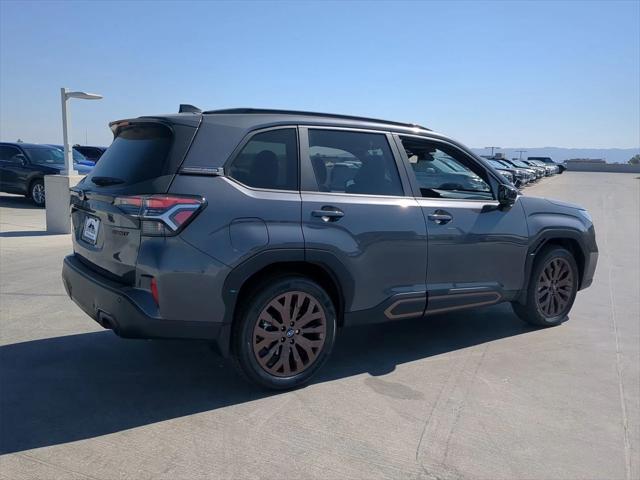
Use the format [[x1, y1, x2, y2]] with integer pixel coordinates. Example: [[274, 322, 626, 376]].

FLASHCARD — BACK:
[[91, 176, 125, 186]]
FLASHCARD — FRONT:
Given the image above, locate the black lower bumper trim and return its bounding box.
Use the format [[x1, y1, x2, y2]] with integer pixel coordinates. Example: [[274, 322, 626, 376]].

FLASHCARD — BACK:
[[62, 255, 222, 341]]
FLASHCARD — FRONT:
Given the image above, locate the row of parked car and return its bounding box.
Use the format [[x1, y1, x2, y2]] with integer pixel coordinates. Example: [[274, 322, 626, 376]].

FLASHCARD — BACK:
[[480, 154, 565, 188], [0, 142, 105, 206]]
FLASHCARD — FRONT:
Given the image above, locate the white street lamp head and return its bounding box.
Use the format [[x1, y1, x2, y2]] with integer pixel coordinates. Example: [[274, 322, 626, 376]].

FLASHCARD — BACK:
[[59, 87, 103, 177], [65, 91, 103, 100]]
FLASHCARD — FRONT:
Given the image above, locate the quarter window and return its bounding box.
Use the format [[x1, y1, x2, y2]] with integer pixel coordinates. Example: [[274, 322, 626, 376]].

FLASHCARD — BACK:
[[307, 129, 403, 196], [228, 128, 298, 191], [399, 137, 493, 200]]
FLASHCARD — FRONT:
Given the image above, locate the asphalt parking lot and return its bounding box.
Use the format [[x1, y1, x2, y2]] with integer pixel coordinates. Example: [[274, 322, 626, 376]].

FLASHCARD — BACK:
[[0, 172, 638, 480]]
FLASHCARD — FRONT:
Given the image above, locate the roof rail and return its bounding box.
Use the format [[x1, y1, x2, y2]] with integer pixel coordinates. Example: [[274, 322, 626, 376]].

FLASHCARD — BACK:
[[202, 108, 430, 131]]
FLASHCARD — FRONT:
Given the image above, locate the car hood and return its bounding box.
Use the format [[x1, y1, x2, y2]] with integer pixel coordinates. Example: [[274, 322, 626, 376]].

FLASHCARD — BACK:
[[546, 198, 584, 211], [521, 196, 586, 214], [74, 163, 93, 175]]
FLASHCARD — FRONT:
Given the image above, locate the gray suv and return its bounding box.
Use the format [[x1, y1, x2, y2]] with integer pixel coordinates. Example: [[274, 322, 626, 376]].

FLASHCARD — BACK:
[[62, 108, 598, 389]]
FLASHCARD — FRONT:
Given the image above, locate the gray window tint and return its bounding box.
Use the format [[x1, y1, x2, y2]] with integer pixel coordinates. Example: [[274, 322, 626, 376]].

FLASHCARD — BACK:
[[400, 137, 493, 200], [0, 146, 21, 162], [23, 146, 65, 165], [86, 125, 172, 186], [308, 130, 403, 196], [228, 129, 298, 191]]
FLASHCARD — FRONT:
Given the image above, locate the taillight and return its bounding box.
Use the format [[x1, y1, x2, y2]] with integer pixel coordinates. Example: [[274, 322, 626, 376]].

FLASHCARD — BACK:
[[150, 277, 159, 306], [114, 196, 143, 215], [114, 194, 206, 236]]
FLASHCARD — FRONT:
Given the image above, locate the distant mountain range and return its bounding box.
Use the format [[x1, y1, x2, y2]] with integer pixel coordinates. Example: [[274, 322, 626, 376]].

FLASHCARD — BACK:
[[471, 147, 639, 164]]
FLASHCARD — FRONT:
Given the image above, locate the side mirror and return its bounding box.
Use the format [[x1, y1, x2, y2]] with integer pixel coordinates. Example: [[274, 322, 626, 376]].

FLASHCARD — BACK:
[[498, 183, 518, 207]]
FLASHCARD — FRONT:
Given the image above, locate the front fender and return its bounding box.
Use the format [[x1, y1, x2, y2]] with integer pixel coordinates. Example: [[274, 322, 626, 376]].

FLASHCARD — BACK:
[[518, 196, 598, 301]]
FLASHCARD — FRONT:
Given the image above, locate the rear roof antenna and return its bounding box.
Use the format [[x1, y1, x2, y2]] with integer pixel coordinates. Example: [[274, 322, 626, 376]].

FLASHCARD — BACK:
[[179, 104, 202, 114]]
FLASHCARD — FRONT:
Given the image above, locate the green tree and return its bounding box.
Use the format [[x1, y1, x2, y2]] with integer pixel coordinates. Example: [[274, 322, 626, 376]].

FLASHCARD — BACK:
[[629, 154, 640, 165]]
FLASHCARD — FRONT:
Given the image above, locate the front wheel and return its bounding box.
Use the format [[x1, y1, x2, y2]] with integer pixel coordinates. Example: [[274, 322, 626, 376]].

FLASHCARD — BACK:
[[233, 276, 337, 390], [512, 246, 579, 327]]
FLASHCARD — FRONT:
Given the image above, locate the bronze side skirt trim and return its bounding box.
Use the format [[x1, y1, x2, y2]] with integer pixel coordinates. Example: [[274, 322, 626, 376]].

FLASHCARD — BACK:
[[383, 297, 426, 320], [426, 291, 502, 315]]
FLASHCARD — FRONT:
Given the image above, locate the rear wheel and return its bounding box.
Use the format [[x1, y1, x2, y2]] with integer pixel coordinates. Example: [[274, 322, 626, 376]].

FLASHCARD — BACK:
[[30, 180, 45, 207], [233, 276, 337, 390], [512, 246, 579, 326]]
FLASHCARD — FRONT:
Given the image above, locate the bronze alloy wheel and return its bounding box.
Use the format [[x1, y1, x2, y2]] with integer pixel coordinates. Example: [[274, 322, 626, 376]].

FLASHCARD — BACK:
[[536, 257, 574, 317], [252, 291, 327, 377]]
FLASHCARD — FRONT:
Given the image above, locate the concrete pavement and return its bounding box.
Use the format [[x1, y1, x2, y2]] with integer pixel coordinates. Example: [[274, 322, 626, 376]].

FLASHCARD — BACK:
[[0, 172, 638, 479]]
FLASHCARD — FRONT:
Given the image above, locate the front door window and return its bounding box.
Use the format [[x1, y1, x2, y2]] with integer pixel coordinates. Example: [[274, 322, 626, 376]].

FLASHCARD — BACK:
[[400, 136, 493, 200]]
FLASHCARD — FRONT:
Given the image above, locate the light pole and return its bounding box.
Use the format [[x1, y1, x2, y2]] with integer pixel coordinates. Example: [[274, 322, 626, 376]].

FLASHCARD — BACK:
[[60, 88, 102, 174], [516, 150, 527, 160], [46, 87, 103, 233], [485, 146, 501, 157]]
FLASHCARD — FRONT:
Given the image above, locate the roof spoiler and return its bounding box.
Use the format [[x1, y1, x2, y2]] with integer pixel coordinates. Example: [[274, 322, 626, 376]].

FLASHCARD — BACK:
[[179, 104, 202, 114]]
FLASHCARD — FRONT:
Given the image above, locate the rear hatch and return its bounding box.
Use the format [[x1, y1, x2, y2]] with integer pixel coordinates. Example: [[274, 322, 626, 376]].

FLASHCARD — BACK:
[[70, 118, 199, 283]]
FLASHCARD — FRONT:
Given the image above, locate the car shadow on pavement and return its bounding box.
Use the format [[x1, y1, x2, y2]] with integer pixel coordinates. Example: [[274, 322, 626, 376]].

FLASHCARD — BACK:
[[0, 230, 62, 238], [0, 303, 535, 454], [0, 195, 40, 210]]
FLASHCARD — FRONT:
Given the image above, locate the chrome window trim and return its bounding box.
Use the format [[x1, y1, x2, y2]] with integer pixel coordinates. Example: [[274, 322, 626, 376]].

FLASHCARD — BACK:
[[222, 176, 302, 197], [300, 190, 408, 200], [416, 198, 502, 208]]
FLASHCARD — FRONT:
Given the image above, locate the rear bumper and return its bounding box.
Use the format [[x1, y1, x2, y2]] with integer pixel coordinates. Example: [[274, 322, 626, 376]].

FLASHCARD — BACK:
[[62, 254, 222, 341]]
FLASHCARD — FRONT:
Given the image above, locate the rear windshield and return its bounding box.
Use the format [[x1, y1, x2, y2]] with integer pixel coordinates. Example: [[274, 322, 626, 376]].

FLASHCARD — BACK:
[[85, 125, 171, 186]]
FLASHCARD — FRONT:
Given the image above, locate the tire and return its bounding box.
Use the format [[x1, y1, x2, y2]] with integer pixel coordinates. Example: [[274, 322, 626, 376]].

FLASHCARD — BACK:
[[233, 276, 337, 390], [30, 179, 45, 207], [512, 246, 579, 327]]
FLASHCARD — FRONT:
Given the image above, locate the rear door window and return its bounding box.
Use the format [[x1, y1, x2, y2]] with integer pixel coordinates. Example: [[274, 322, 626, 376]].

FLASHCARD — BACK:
[[228, 128, 298, 191], [306, 129, 404, 196]]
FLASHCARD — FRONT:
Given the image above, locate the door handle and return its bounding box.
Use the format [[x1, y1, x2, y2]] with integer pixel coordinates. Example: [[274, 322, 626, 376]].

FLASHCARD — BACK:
[[427, 210, 452, 225], [311, 207, 344, 222]]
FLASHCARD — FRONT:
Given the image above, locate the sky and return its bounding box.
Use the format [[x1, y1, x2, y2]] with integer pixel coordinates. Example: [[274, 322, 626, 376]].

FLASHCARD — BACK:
[[1, 0, 639, 149]]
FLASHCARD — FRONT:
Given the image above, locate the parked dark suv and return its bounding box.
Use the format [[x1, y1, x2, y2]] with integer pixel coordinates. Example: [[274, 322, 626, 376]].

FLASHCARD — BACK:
[[0, 142, 92, 206], [62, 108, 598, 389]]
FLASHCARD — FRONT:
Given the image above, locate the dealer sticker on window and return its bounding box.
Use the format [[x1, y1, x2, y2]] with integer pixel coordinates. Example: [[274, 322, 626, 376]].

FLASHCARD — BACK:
[[82, 216, 100, 245]]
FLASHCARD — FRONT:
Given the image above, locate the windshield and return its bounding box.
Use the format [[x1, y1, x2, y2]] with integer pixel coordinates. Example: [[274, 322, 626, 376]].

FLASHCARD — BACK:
[[72, 149, 88, 162], [488, 160, 506, 169], [23, 146, 65, 166], [47, 145, 90, 163]]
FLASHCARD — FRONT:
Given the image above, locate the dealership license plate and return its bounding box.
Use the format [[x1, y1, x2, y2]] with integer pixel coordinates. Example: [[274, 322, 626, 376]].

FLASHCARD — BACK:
[[82, 216, 100, 244]]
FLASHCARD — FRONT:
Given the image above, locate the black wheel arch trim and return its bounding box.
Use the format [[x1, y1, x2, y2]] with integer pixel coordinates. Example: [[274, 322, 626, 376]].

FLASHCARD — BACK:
[[219, 248, 354, 357], [518, 227, 594, 303]]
